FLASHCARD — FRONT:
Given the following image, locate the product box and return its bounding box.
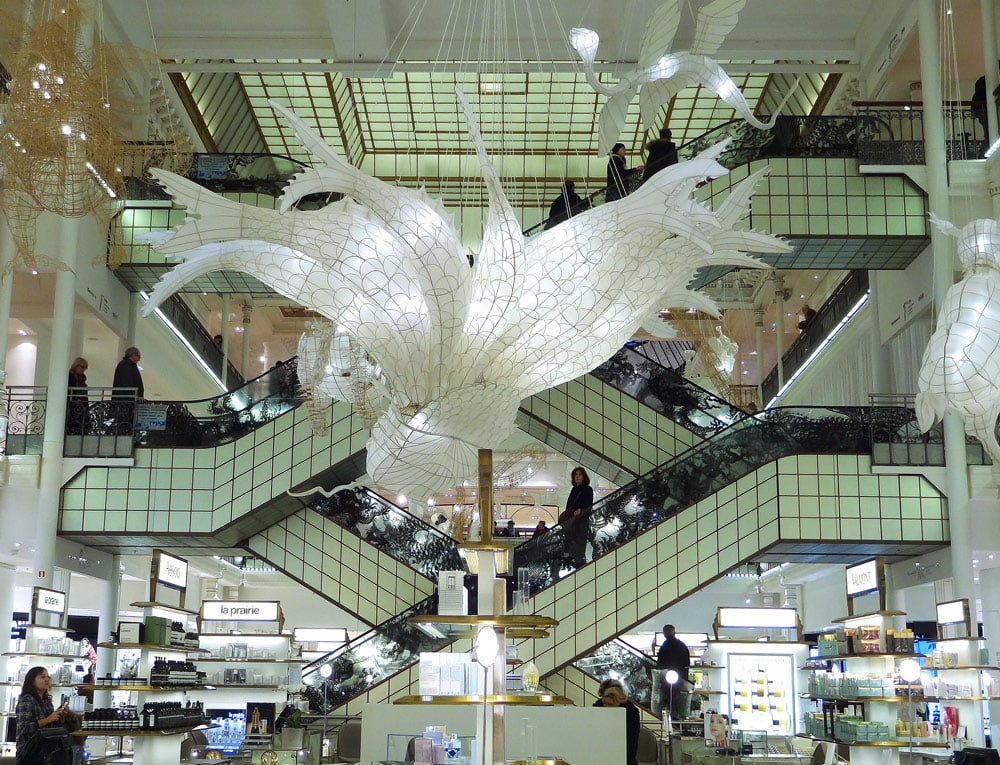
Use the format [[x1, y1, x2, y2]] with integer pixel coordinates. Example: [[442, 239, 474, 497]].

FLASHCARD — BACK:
[[117, 621, 142, 644], [437, 571, 468, 616]]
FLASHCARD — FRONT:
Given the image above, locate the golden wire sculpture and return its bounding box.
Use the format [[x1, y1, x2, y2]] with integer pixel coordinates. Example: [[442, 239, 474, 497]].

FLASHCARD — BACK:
[[0, 2, 191, 272]]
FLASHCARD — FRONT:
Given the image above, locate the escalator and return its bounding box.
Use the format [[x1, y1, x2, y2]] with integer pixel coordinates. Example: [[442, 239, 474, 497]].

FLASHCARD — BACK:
[[277, 403, 948, 715]]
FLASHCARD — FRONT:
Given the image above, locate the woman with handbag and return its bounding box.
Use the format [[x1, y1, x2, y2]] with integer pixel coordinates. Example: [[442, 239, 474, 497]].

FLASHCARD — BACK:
[[15, 666, 70, 764]]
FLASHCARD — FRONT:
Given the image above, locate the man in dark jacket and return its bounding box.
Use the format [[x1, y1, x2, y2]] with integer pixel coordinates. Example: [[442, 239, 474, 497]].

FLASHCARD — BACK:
[[112, 347, 144, 433], [642, 128, 678, 181], [657, 624, 691, 719]]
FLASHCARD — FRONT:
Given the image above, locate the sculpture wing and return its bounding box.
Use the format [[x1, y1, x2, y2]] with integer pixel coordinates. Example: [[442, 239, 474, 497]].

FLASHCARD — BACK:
[[691, 0, 747, 56], [638, 0, 682, 68], [597, 85, 639, 155]]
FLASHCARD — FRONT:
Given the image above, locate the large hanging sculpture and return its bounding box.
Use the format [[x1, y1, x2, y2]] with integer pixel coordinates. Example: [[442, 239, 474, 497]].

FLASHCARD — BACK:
[[139, 92, 789, 500], [570, 0, 798, 154], [916, 215, 1000, 467]]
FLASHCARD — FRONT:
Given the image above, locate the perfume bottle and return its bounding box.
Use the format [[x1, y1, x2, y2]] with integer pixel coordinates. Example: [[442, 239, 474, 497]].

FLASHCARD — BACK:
[[522, 661, 539, 693]]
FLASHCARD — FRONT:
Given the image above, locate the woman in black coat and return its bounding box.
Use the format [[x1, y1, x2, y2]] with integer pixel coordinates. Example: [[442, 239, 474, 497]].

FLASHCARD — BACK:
[[558, 466, 593, 566]]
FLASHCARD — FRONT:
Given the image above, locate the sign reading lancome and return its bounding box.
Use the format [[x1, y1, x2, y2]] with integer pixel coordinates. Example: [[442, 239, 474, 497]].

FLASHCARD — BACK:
[[845, 558, 880, 597], [156, 551, 188, 590], [201, 601, 280, 622], [35, 587, 66, 615]]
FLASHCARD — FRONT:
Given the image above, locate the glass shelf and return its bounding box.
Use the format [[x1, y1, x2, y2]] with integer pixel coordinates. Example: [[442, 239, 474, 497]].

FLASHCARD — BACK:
[[407, 615, 558, 639], [393, 693, 572, 705]]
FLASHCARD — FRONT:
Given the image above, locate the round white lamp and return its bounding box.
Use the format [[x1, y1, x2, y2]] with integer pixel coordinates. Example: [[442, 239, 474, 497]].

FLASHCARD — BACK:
[[319, 662, 333, 759], [664, 669, 679, 730], [898, 659, 922, 752]]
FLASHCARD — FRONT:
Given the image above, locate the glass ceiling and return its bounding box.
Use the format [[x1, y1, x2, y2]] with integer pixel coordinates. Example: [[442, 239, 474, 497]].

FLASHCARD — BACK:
[[181, 60, 830, 218]]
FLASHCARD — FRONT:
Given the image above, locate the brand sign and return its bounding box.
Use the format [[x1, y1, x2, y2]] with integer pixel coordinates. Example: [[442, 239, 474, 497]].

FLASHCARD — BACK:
[[845, 558, 880, 597], [156, 551, 188, 590], [201, 601, 279, 622], [936, 599, 967, 625], [717, 607, 797, 629], [35, 587, 66, 615]]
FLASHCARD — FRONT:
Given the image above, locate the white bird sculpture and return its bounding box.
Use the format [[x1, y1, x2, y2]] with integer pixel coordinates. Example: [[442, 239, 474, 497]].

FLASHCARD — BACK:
[[138, 90, 789, 501], [571, 0, 799, 154], [916, 214, 1000, 468]]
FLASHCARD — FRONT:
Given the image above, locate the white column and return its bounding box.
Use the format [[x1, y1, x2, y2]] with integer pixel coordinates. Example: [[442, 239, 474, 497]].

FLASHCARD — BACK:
[[241, 301, 253, 380], [125, 293, 141, 352], [35, 216, 81, 587], [0, 563, 16, 703], [980, 566, 1000, 743], [867, 277, 890, 396], [220, 293, 231, 386], [919, 0, 973, 601], [93, 554, 122, 709], [982, 0, 999, 146], [753, 309, 764, 408], [774, 274, 785, 391], [0, 216, 14, 367]]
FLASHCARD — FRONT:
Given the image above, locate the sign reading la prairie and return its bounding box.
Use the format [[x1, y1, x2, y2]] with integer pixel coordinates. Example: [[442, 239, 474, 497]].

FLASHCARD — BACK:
[[201, 601, 280, 622]]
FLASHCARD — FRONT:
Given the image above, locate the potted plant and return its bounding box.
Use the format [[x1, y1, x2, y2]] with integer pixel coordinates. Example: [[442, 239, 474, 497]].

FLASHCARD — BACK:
[[275, 703, 305, 750]]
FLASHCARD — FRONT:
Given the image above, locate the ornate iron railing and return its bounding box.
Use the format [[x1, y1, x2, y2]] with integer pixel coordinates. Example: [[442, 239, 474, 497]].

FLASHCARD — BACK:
[[3, 386, 47, 455], [590, 346, 747, 438], [133, 358, 302, 449], [574, 638, 658, 710], [853, 101, 988, 164], [311, 488, 463, 580], [300, 595, 450, 706]]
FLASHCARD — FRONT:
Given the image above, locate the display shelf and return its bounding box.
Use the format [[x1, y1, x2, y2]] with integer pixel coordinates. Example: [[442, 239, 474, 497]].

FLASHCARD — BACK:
[[393, 694, 572, 705], [816, 653, 927, 661], [1, 651, 80, 659], [407, 614, 558, 640], [129, 601, 199, 616], [833, 610, 906, 623], [80, 684, 216, 692], [97, 642, 207, 654], [194, 657, 301, 663], [70, 724, 214, 737], [795, 733, 949, 748]]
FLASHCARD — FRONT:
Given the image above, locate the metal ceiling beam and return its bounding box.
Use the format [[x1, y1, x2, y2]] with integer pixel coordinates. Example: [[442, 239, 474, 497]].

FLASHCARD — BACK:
[[158, 61, 859, 76]]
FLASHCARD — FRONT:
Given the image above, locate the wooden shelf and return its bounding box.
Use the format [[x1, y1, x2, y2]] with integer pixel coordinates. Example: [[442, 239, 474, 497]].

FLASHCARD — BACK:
[[128, 602, 199, 616], [97, 642, 207, 653], [928, 665, 1000, 671], [197, 633, 292, 639], [796, 733, 949, 748], [2, 652, 79, 659], [815, 653, 926, 661], [71, 724, 215, 738], [195, 657, 299, 663], [393, 693, 572, 705]]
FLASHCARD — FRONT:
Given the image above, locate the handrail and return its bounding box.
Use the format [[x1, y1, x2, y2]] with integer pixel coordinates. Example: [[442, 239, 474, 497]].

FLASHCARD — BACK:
[[159, 295, 244, 388]]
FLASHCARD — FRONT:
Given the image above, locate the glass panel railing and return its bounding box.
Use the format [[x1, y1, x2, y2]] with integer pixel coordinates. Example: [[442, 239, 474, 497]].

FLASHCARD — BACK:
[[159, 295, 244, 389], [311, 488, 463, 579], [590, 347, 747, 437], [574, 639, 658, 710], [135, 357, 302, 448], [300, 595, 450, 706], [124, 152, 311, 201]]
